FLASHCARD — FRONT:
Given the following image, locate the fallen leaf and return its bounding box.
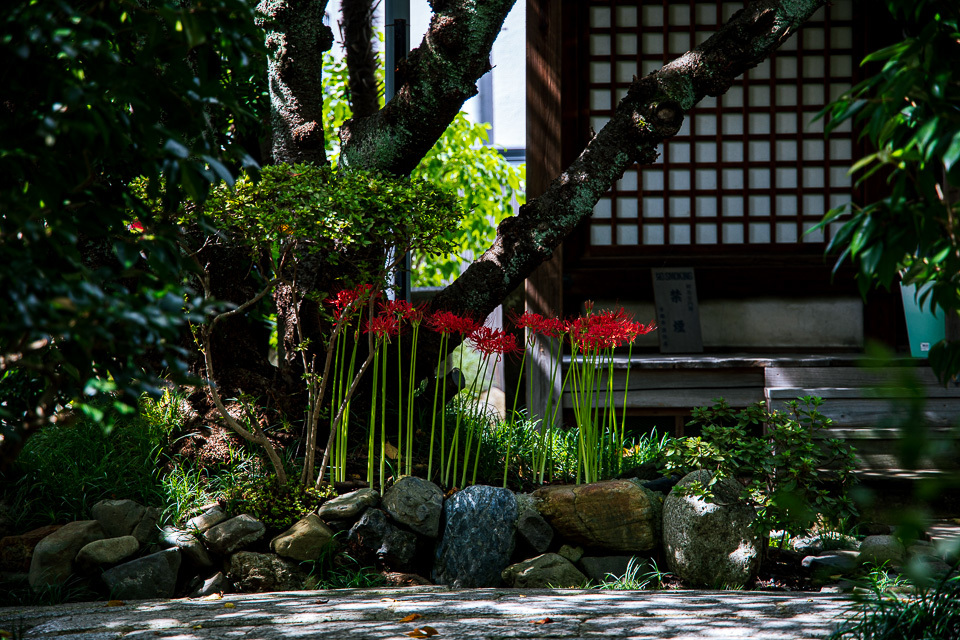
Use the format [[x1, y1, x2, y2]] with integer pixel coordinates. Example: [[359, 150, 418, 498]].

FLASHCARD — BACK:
[[421, 626, 439, 636], [224, 602, 236, 609], [381, 597, 398, 602], [407, 631, 427, 639], [532, 618, 552, 624], [400, 613, 422, 622], [192, 625, 203, 630], [314, 598, 329, 604], [200, 593, 222, 601], [384, 441, 399, 460], [106, 600, 126, 607], [517, 594, 527, 598]]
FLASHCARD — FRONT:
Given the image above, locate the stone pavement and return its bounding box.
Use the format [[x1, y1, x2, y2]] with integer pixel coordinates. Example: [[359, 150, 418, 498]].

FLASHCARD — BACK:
[[0, 588, 853, 640]]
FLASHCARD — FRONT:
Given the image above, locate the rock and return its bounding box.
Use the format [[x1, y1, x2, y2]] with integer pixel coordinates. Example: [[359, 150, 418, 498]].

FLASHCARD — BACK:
[[802, 550, 859, 585], [131, 507, 160, 545], [270, 514, 336, 562], [533, 479, 661, 553], [662, 470, 761, 589], [859, 522, 893, 537], [381, 572, 433, 587], [159, 526, 213, 567], [501, 553, 587, 588], [858, 535, 905, 566], [318, 488, 380, 521], [348, 509, 418, 567], [101, 548, 181, 600], [91, 499, 146, 538], [227, 551, 305, 593], [190, 571, 231, 597], [642, 475, 681, 494], [186, 505, 228, 533], [28, 520, 105, 589], [515, 494, 553, 554], [381, 477, 443, 538], [203, 514, 266, 556], [578, 555, 635, 582], [432, 485, 517, 588], [558, 544, 584, 563], [0, 525, 62, 572], [75, 536, 139, 568]]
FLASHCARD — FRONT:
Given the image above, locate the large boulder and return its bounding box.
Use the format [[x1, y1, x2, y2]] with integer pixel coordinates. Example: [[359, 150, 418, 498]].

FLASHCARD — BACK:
[[347, 508, 417, 567], [318, 488, 380, 522], [159, 526, 213, 567], [131, 506, 161, 545], [501, 553, 587, 588], [75, 536, 140, 568], [533, 479, 661, 553], [91, 499, 145, 538], [28, 520, 105, 589], [270, 513, 336, 562], [186, 505, 228, 533], [203, 514, 265, 556], [662, 470, 761, 588], [858, 535, 906, 566], [432, 485, 517, 588], [227, 551, 305, 593], [382, 476, 443, 538], [101, 548, 181, 600], [0, 525, 61, 573]]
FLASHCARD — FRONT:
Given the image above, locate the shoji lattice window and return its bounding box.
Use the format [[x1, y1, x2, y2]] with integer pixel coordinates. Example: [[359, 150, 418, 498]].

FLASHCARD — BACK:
[[586, 1, 857, 248]]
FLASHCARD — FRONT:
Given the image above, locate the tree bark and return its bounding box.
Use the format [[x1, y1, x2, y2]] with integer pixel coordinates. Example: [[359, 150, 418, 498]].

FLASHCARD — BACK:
[[258, 0, 334, 165], [340, 0, 379, 118]]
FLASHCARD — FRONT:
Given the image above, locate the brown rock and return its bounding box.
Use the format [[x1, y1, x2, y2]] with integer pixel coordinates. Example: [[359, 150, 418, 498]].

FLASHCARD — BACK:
[[0, 525, 62, 572], [381, 572, 433, 587], [533, 479, 661, 553]]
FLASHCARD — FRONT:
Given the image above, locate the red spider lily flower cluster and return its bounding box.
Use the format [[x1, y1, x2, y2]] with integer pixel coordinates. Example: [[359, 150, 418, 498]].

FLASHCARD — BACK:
[[513, 312, 566, 339], [566, 308, 656, 352], [469, 326, 521, 358], [327, 284, 376, 320], [426, 310, 479, 336], [365, 314, 399, 339], [380, 299, 424, 325]]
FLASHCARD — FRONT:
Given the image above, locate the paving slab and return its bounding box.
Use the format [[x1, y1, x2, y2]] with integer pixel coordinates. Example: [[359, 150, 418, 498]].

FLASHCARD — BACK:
[[0, 588, 853, 639]]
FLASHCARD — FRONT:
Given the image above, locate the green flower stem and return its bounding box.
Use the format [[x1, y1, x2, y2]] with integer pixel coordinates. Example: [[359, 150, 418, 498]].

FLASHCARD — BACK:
[[427, 332, 447, 481], [405, 322, 420, 476], [366, 343, 380, 487], [379, 336, 388, 490]]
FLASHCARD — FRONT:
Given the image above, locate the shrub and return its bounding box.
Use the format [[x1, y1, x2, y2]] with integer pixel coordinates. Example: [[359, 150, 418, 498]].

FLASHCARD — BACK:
[[663, 397, 859, 537]]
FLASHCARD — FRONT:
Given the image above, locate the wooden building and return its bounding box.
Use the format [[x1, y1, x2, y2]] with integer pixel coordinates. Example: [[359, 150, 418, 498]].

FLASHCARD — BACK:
[[524, 0, 960, 473]]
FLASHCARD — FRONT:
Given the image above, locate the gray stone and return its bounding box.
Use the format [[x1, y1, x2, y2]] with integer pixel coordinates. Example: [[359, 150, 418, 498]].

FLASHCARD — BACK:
[[270, 514, 336, 562], [578, 555, 635, 582], [515, 494, 553, 554], [534, 479, 661, 553], [159, 526, 213, 567], [558, 544, 584, 563], [858, 535, 905, 566], [662, 470, 761, 589], [28, 520, 105, 589], [501, 553, 588, 588], [203, 514, 265, 556], [190, 571, 231, 597], [227, 551, 305, 593], [186, 505, 228, 533], [131, 507, 160, 545], [382, 476, 443, 538], [101, 548, 181, 600], [802, 550, 859, 574], [348, 509, 417, 567], [432, 485, 517, 588], [91, 499, 145, 538], [318, 488, 380, 521], [75, 536, 139, 568]]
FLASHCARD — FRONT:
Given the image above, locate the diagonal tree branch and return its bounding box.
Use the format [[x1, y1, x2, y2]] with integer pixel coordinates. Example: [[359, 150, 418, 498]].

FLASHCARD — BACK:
[[430, 0, 828, 324], [338, 0, 515, 174]]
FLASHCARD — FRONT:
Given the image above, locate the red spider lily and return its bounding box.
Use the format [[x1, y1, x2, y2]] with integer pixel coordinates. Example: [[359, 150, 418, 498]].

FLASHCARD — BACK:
[[380, 299, 425, 325], [327, 284, 375, 320], [567, 307, 647, 352], [365, 314, 399, 339], [128, 220, 145, 233], [426, 310, 478, 336], [512, 311, 566, 338], [625, 320, 657, 340], [469, 326, 522, 358]]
